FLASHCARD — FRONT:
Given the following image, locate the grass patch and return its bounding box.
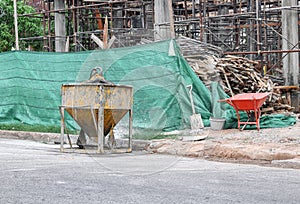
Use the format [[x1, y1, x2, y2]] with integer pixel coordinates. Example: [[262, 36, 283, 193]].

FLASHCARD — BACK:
[[132, 129, 179, 140], [0, 123, 77, 134], [146, 134, 178, 140]]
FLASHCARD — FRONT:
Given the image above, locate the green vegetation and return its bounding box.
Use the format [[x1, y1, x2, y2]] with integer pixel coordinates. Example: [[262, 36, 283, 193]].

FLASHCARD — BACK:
[[0, 0, 43, 52], [0, 123, 77, 134], [132, 129, 179, 140]]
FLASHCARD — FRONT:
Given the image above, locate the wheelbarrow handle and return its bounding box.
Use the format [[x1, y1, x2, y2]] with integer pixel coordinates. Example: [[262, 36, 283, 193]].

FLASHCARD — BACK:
[[218, 99, 234, 107]]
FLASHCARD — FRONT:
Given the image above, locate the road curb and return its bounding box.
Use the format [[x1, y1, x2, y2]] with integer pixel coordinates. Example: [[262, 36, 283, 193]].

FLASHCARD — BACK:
[[0, 130, 150, 151], [1, 130, 300, 168]]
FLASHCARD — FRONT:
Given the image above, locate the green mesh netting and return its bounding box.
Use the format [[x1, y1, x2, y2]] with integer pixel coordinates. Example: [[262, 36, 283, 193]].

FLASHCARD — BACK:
[[0, 40, 295, 134], [0, 40, 211, 133]]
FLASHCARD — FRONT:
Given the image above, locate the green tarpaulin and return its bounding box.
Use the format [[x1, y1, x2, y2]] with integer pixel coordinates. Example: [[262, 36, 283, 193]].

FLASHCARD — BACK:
[[0, 40, 296, 134]]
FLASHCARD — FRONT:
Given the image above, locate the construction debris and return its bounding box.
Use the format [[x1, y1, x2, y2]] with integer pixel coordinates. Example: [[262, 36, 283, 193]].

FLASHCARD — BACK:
[[189, 56, 220, 87], [216, 55, 271, 95]]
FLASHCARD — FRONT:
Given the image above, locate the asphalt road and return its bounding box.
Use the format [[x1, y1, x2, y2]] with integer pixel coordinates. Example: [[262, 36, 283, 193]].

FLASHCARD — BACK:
[[0, 138, 299, 204]]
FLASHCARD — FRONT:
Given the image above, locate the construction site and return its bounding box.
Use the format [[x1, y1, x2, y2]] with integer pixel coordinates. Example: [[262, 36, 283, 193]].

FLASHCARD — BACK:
[[2, 0, 300, 172], [2, 3, 300, 203]]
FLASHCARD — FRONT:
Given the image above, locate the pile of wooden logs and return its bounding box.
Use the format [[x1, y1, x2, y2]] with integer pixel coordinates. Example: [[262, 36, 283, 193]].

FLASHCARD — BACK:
[[216, 55, 272, 96], [268, 86, 298, 113], [215, 55, 295, 113], [188, 56, 221, 87]]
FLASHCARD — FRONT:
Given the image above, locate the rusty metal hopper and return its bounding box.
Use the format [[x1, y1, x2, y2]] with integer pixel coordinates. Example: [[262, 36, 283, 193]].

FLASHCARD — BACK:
[[60, 83, 133, 153]]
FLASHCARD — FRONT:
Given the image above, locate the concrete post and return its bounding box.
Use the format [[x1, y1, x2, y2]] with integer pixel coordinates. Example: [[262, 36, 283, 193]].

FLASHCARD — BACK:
[[13, 0, 19, 50], [282, 0, 299, 111], [154, 0, 171, 41], [54, 0, 66, 52]]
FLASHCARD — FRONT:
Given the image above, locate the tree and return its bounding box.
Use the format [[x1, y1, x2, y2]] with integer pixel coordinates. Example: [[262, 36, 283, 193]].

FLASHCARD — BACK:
[[0, 0, 43, 52]]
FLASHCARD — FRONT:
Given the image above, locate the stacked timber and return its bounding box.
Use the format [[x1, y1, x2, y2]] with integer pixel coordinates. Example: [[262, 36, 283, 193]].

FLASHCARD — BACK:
[[188, 56, 221, 87], [216, 55, 294, 113], [216, 55, 272, 95], [270, 86, 298, 113]]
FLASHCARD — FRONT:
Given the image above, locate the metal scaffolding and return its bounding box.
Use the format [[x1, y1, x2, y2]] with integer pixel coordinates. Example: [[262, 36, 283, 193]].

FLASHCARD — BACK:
[[20, 0, 300, 77], [21, 0, 154, 52]]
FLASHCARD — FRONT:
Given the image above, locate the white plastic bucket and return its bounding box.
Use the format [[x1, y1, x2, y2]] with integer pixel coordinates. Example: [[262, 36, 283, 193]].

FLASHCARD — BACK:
[[210, 117, 225, 130]]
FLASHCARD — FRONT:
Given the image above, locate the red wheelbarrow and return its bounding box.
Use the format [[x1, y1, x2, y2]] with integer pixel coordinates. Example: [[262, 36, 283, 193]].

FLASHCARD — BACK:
[[219, 92, 271, 131]]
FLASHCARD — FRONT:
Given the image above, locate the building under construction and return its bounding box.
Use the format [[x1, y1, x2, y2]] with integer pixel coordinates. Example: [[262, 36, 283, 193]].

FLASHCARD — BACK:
[[21, 1, 299, 87]]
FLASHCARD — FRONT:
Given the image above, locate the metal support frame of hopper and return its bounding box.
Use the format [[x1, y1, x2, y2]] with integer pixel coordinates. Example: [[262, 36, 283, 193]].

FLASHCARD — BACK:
[[60, 83, 133, 153]]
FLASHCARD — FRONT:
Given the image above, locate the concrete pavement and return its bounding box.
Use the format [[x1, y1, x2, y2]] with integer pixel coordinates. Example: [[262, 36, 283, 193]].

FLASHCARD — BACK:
[[1, 138, 300, 204]]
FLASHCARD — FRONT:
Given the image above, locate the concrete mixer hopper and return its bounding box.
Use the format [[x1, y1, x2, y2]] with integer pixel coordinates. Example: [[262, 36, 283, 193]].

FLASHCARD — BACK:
[[59, 83, 133, 153]]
